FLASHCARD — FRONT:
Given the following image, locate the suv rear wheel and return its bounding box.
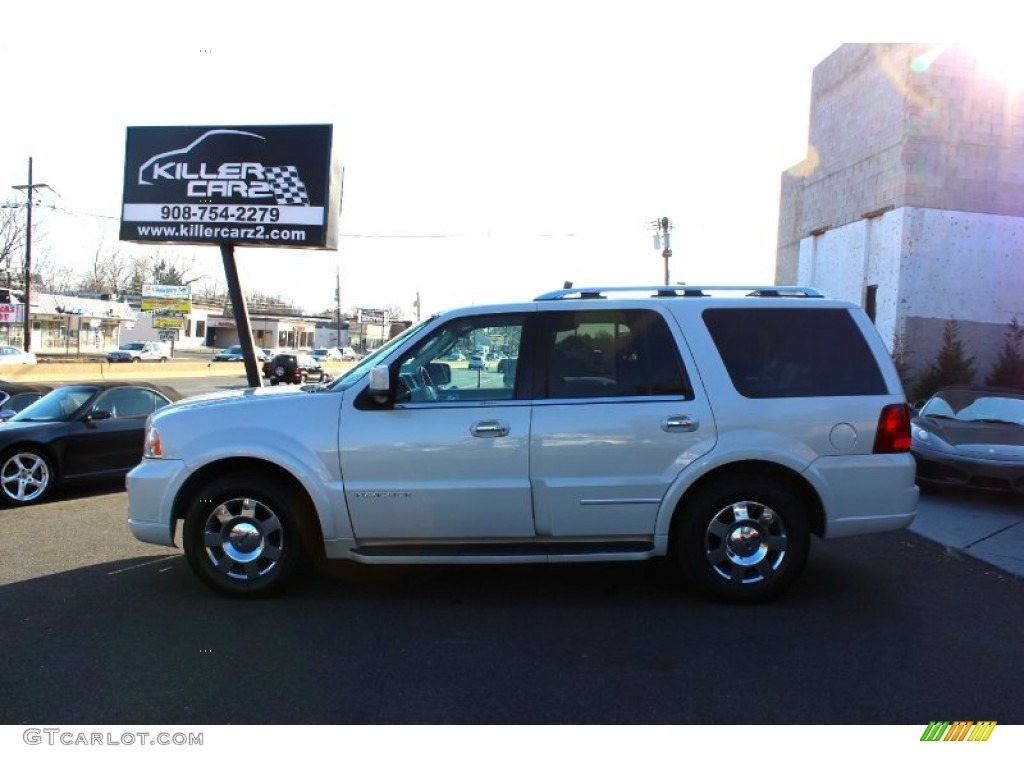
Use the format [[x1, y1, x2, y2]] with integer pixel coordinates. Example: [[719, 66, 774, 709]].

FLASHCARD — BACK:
[[675, 477, 809, 603], [183, 472, 306, 597]]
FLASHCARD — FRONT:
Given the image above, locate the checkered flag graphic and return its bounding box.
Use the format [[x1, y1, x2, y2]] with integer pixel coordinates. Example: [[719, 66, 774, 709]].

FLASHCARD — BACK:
[[263, 165, 311, 205]]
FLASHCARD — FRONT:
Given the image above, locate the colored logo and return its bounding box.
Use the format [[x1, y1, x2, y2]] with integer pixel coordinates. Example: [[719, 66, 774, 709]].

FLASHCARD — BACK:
[[920, 721, 996, 741]]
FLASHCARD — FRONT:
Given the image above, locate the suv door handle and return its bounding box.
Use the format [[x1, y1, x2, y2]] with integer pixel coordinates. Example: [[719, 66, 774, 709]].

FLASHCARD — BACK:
[[471, 420, 510, 438], [662, 415, 699, 433]]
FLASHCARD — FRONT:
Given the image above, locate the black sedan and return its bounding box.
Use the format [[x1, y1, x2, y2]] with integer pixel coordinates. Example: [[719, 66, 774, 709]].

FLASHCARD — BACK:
[[0, 381, 182, 507], [0, 382, 53, 421], [911, 385, 1024, 493]]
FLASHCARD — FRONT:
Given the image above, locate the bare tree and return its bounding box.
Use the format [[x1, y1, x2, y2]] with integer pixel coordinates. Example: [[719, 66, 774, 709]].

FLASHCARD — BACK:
[[32, 249, 77, 295], [0, 199, 25, 289], [144, 248, 209, 287], [76, 240, 138, 295]]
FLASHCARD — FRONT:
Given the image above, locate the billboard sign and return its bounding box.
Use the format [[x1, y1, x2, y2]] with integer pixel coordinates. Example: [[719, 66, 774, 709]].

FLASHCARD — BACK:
[[141, 284, 192, 314], [120, 125, 340, 249], [154, 317, 184, 329], [0, 304, 23, 324], [358, 309, 389, 325]]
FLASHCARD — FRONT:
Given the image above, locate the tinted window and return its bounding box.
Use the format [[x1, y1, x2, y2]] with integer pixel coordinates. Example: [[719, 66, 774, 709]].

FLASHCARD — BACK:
[[537, 309, 691, 399], [703, 308, 887, 398]]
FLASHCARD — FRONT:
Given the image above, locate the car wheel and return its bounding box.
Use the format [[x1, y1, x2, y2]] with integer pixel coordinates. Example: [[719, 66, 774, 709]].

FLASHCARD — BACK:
[[183, 472, 306, 597], [0, 447, 55, 506], [132, 357, 141, 363], [674, 477, 809, 603]]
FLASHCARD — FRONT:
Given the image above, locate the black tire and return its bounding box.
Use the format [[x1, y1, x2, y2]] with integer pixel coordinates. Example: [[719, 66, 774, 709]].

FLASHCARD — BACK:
[[183, 472, 307, 597], [0, 446, 55, 507], [132, 357, 141, 363], [674, 477, 809, 603]]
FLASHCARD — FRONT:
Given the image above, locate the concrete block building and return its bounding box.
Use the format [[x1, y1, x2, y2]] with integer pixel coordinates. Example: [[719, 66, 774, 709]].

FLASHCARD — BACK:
[[776, 43, 1024, 386]]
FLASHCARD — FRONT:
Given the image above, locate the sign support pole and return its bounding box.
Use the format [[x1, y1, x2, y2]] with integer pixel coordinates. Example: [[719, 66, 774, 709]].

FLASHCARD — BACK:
[[220, 243, 262, 388]]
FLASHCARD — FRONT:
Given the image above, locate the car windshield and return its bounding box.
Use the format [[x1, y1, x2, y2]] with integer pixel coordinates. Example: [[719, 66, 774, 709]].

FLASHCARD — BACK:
[[921, 389, 1024, 425], [11, 385, 99, 422]]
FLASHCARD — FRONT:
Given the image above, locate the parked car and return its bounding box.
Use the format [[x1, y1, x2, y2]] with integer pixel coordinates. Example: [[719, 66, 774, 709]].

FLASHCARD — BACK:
[[468, 354, 486, 370], [0, 382, 53, 421], [106, 341, 170, 363], [0, 381, 181, 506], [266, 353, 331, 385], [340, 347, 360, 361], [311, 347, 343, 362], [128, 285, 917, 602], [911, 385, 1024, 493], [211, 345, 244, 362], [0, 345, 37, 365]]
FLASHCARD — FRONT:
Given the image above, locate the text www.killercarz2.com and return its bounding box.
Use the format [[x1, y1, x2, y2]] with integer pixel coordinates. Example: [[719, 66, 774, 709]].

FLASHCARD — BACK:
[[135, 223, 308, 242]]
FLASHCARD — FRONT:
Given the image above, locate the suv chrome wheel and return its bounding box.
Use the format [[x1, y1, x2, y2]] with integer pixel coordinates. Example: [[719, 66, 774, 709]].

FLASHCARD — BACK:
[[199, 497, 284, 581], [183, 473, 306, 597], [676, 477, 809, 603], [703, 500, 788, 584]]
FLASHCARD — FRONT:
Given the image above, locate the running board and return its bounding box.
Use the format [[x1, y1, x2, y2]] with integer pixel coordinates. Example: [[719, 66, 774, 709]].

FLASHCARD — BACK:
[[351, 541, 654, 558]]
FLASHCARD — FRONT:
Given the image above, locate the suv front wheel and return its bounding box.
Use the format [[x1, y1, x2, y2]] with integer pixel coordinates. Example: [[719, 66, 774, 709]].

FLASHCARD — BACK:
[[675, 477, 809, 603], [183, 472, 306, 597]]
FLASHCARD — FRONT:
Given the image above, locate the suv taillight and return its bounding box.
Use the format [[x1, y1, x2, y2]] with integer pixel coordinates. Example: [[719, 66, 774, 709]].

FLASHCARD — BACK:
[[873, 403, 912, 453]]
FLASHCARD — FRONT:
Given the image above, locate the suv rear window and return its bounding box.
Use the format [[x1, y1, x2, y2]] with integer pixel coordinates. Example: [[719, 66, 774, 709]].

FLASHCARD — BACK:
[[703, 308, 887, 398]]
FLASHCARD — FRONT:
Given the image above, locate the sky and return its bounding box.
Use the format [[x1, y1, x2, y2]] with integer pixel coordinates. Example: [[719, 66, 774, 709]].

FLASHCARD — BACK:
[[0, 1, 1002, 320]]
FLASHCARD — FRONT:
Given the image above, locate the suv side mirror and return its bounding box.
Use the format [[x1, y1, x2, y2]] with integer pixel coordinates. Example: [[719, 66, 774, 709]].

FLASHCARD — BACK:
[[367, 364, 393, 405]]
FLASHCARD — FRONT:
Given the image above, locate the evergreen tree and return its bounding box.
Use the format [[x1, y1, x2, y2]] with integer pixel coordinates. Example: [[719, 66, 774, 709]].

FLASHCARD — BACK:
[[914, 319, 976, 401], [890, 333, 914, 396], [986, 318, 1024, 390]]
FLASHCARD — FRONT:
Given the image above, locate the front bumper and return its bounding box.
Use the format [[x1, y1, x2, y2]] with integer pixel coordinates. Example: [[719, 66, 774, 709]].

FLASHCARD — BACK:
[[912, 445, 1024, 493], [126, 458, 190, 546]]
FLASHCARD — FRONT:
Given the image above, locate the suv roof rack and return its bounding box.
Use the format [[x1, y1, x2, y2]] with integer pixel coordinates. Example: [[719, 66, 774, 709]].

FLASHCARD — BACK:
[[533, 285, 825, 301]]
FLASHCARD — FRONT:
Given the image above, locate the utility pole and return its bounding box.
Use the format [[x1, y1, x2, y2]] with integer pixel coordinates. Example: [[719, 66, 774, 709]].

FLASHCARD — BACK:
[[11, 158, 54, 354], [335, 166, 345, 347], [414, 291, 421, 322], [335, 267, 342, 346], [658, 216, 672, 285]]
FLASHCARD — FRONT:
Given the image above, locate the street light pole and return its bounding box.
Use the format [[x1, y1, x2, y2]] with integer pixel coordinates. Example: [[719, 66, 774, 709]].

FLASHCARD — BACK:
[[11, 158, 53, 354]]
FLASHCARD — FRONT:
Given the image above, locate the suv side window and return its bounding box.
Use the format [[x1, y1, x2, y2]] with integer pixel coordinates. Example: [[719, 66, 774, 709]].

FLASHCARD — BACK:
[[535, 309, 692, 399], [394, 314, 525, 403], [703, 307, 887, 398]]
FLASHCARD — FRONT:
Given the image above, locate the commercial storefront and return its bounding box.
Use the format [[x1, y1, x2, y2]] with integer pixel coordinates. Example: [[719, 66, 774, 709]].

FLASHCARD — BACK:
[[0, 292, 136, 354]]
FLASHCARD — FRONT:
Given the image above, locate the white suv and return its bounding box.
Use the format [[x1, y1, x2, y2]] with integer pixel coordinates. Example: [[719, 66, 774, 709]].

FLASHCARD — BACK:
[[106, 341, 170, 363], [127, 286, 918, 602]]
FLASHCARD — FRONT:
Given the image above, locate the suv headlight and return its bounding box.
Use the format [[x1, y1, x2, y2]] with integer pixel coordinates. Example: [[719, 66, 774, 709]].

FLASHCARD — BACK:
[[143, 422, 164, 458]]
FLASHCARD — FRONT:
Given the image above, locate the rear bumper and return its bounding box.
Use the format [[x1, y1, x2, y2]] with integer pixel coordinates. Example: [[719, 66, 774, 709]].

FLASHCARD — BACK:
[[808, 453, 919, 538]]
